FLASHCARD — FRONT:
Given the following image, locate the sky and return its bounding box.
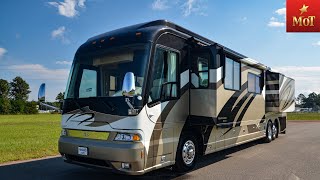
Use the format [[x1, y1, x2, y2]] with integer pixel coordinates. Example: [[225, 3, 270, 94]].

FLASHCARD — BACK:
[[0, 0, 320, 101]]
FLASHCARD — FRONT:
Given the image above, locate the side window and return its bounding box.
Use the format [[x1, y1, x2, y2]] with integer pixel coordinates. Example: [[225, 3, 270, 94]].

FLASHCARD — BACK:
[[197, 57, 209, 88], [149, 47, 178, 103], [108, 75, 117, 96], [248, 73, 261, 94], [79, 69, 97, 98], [224, 57, 240, 90]]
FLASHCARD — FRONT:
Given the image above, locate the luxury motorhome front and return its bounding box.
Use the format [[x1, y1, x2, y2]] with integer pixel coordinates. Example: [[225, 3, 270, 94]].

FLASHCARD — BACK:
[[58, 20, 295, 175]]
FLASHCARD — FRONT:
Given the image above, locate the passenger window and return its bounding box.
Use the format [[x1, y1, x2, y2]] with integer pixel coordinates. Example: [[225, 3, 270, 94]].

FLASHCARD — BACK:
[[79, 69, 97, 98], [149, 47, 178, 103], [248, 73, 261, 94], [197, 58, 209, 88], [224, 57, 240, 90]]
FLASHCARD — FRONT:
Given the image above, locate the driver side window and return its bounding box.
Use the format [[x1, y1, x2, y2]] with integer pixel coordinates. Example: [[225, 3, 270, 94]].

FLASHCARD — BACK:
[[149, 46, 178, 103]]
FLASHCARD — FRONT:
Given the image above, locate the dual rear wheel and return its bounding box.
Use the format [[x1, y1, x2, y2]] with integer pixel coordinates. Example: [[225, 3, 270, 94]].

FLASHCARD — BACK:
[[265, 120, 279, 143], [174, 121, 280, 172]]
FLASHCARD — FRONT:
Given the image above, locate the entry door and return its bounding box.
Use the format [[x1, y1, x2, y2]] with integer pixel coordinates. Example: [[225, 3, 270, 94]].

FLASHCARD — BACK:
[[189, 45, 224, 153], [189, 46, 216, 122], [145, 45, 180, 167]]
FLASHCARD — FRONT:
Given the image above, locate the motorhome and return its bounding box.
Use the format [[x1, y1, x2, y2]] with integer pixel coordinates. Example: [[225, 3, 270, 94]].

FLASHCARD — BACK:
[[57, 20, 295, 175]]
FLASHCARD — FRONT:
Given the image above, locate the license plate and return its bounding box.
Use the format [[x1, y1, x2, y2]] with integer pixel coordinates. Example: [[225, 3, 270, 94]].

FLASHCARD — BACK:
[[78, 147, 88, 156]]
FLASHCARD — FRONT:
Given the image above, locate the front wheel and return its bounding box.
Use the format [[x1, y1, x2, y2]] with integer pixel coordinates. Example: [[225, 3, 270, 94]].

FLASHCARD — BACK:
[[174, 134, 198, 172]]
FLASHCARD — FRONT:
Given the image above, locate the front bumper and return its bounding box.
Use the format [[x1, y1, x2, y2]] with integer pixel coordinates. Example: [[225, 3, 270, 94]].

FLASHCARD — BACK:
[[59, 136, 146, 175]]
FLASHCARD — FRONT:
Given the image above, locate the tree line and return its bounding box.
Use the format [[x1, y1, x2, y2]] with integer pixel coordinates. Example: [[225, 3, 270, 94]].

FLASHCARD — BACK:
[[0, 77, 38, 114], [1, 76, 320, 114], [296, 93, 320, 111]]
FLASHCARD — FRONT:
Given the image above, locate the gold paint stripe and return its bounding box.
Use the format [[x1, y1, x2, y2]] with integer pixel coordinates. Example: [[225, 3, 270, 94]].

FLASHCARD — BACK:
[[67, 130, 109, 140]]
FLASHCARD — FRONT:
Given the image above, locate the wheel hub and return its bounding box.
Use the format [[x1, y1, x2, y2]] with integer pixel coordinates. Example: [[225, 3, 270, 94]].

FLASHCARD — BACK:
[[182, 140, 195, 165]]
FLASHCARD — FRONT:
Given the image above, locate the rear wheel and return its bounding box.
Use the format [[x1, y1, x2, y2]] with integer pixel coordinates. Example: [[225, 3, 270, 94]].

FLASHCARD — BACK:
[[174, 134, 198, 172], [264, 121, 273, 143], [272, 122, 279, 139]]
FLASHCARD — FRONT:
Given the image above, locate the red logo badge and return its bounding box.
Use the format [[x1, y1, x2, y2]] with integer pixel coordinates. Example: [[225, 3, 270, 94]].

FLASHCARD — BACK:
[[286, 0, 320, 32]]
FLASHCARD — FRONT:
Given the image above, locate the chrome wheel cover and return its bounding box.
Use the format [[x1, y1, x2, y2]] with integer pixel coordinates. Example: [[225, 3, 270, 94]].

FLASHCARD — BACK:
[[182, 140, 195, 165], [268, 123, 272, 140], [272, 124, 277, 138]]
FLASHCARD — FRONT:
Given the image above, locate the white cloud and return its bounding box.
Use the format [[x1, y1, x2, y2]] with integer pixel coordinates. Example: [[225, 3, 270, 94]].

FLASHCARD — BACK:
[[0, 47, 7, 59], [48, 0, 86, 18], [268, 7, 286, 28], [78, 0, 85, 8], [56, 60, 72, 65], [268, 17, 285, 27], [273, 66, 320, 95], [182, 0, 197, 16], [51, 26, 70, 44], [275, 7, 286, 16], [151, 0, 207, 17], [5, 64, 70, 101], [152, 0, 169, 10], [312, 41, 320, 46], [51, 26, 65, 38], [8, 64, 69, 80]]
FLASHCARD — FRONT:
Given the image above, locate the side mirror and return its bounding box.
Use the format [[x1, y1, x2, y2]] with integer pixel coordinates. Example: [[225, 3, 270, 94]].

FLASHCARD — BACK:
[[122, 72, 136, 97], [38, 83, 46, 102]]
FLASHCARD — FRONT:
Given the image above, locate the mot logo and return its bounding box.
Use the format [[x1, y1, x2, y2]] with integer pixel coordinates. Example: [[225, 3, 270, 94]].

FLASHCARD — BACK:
[[287, 0, 320, 32], [293, 16, 315, 27]]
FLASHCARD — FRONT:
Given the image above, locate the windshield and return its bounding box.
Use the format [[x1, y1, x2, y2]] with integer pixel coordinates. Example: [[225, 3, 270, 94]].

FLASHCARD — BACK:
[[65, 44, 150, 99]]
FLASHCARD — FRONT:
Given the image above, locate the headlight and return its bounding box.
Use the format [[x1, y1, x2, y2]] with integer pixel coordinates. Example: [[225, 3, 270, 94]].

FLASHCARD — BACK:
[[61, 129, 67, 136], [114, 133, 141, 142]]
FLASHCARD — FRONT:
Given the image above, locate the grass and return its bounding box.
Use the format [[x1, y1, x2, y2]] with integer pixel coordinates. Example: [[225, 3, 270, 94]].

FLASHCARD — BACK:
[[0, 112, 318, 164], [0, 114, 61, 164], [287, 112, 320, 120]]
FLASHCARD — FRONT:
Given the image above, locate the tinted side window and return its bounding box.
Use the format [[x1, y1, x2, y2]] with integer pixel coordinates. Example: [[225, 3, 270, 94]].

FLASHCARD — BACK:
[[79, 69, 97, 98], [248, 73, 261, 94], [225, 57, 240, 90]]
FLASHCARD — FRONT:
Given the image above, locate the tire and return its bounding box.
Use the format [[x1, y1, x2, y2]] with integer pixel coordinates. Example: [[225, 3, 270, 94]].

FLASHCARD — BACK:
[[264, 121, 273, 143], [174, 134, 198, 173]]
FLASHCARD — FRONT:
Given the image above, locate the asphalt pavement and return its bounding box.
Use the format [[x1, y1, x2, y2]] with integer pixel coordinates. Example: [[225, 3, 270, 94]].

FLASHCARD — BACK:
[[1, 121, 320, 180]]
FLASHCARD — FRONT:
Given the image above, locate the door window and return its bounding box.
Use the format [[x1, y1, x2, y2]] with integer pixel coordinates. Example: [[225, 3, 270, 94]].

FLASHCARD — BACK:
[[148, 47, 178, 103], [197, 57, 209, 88]]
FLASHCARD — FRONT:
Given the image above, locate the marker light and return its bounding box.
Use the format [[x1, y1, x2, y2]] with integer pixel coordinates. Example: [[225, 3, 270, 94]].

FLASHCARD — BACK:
[[114, 133, 141, 142]]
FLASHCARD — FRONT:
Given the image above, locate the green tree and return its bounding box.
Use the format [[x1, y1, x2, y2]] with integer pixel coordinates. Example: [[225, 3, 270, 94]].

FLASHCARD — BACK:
[[302, 92, 320, 110], [296, 93, 306, 107], [10, 99, 25, 114], [24, 101, 38, 114], [10, 76, 31, 101], [55, 92, 65, 109], [0, 79, 11, 114], [55, 92, 65, 102]]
